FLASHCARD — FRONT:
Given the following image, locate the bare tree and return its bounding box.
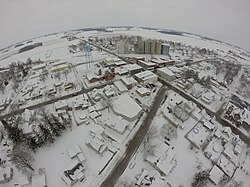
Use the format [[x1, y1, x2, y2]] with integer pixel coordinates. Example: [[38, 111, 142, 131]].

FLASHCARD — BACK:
[[54, 71, 61, 80], [161, 124, 177, 140], [191, 170, 209, 187], [63, 69, 70, 81], [11, 144, 35, 173], [115, 177, 135, 187], [0, 82, 5, 94], [143, 126, 158, 158]]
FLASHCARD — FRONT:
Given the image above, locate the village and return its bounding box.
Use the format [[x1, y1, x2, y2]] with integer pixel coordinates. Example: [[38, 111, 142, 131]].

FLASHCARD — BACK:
[[0, 27, 249, 187]]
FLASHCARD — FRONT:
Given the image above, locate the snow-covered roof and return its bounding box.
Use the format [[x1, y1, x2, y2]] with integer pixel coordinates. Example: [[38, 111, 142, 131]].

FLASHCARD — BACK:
[[120, 76, 137, 86], [0, 167, 13, 183], [158, 67, 175, 76], [134, 70, 158, 81], [114, 80, 128, 93], [186, 122, 211, 148], [209, 165, 224, 185], [104, 114, 127, 134], [136, 87, 150, 96], [90, 125, 104, 135], [86, 73, 99, 81], [124, 64, 142, 71], [17, 175, 30, 186], [146, 143, 176, 176], [114, 60, 126, 66], [217, 154, 236, 177], [138, 60, 156, 67], [112, 93, 142, 121], [32, 173, 46, 187], [67, 144, 82, 159], [54, 99, 68, 110], [86, 135, 107, 154]]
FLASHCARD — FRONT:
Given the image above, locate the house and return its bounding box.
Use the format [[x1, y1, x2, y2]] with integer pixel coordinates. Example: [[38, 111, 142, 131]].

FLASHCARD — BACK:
[[114, 60, 126, 66], [90, 125, 105, 137], [17, 175, 30, 187], [137, 60, 156, 70], [116, 66, 129, 75], [124, 64, 142, 75], [101, 58, 115, 67], [173, 100, 196, 122], [31, 173, 47, 187], [72, 95, 89, 110], [0, 167, 13, 184], [136, 87, 150, 97], [67, 144, 86, 162], [90, 89, 103, 102], [86, 73, 100, 83], [134, 70, 158, 85], [209, 165, 224, 185], [31, 89, 42, 100], [157, 67, 176, 82], [54, 100, 69, 111], [47, 84, 56, 96], [114, 81, 128, 93], [120, 76, 137, 89], [50, 62, 69, 72], [176, 80, 192, 90], [64, 82, 74, 90], [186, 122, 211, 149], [62, 159, 85, 186], [190, 85, 203, 99], [32, 63, 46, 71], [86, 135, 107, 156], [103, 85, 116, 98], [136, 169, 167, 187], [104, 114, 128, 134], [201, 90, 215, 104], [223, 102, 250, 131], [145, 143, 176, 176], [217, 154, 236, 177]]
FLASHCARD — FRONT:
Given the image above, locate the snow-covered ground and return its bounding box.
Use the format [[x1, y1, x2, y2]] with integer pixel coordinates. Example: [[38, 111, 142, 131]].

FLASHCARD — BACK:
[[0, 27, 250, 187]]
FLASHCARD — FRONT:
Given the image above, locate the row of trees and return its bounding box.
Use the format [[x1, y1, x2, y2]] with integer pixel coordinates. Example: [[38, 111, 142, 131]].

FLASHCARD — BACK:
[[183, 69, 211, 88], [2, 109, 71, 152], [1, 109, 72, 174]]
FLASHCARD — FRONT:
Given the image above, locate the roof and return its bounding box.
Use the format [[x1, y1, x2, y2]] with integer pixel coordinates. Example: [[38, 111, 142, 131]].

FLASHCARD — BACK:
[[209, 165, 224, 185], [217, 154, 236, 177], [18, 175, 30, 186], [86, 136, 106, 154], [90, 125, 104, 135], [124, 64, 142, 71], [114, 81, 128, 93], [67, 144, 82, 159], [112, 93, 142, 120], [104, 114, 128, 134], [134, 70, 158, 81], [32, 174, 46, 187], [158, 67, 175, 76], [146, 143, 176, 176], [137, 87, 150, 95], [54, 100, 68, 109], [121, 76, 137, 86]]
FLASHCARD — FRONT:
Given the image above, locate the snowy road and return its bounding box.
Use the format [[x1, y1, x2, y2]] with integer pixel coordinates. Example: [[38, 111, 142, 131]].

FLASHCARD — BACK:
[[0, 80, 115, 120], [100, 85, 167, 187]]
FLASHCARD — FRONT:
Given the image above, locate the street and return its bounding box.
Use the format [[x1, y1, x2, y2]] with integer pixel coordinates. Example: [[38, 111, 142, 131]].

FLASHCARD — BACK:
[[100, 85, 167, 187]]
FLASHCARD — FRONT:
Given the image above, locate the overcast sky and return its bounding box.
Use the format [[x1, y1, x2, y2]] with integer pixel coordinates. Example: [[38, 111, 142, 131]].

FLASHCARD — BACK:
[[0, 0, 250, 51]]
